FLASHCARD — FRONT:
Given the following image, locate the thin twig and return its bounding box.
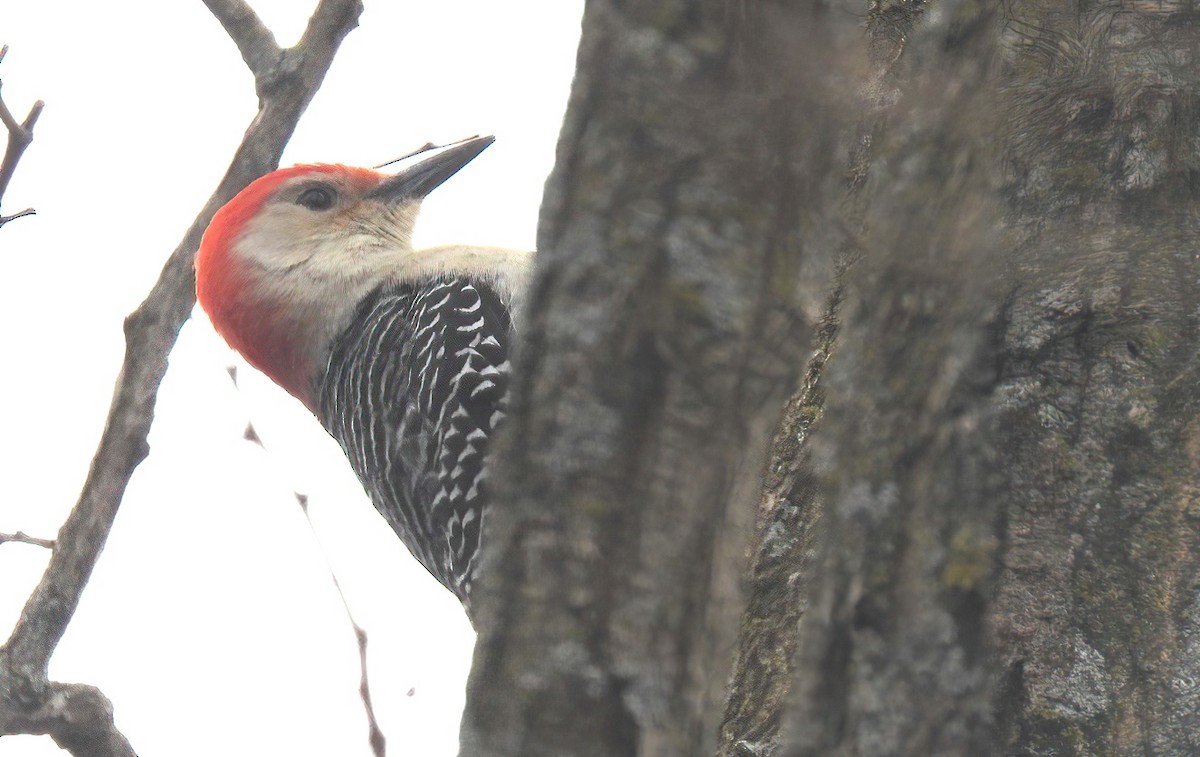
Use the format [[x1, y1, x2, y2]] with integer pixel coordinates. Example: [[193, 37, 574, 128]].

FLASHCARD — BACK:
[[0, 44, 45, 223], [295, 493, 388, 757], [238, 393, 387, 756], [0, 207, 34, 227], [373, 135, 484, 170], [200, 0, 279, 80], [373, 142, 437, 169], [0, 1, 364, 753], [0, 531, 54, 549]]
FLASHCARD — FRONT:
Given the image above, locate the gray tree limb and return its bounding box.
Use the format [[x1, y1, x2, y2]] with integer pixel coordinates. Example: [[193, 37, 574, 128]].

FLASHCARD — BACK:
[[0, 44, 44, 228], [0, 1, 362, 753]]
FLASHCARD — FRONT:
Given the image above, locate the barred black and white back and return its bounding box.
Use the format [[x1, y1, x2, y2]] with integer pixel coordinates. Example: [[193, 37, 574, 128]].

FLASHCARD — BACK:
[[318, 275, 513, 610]]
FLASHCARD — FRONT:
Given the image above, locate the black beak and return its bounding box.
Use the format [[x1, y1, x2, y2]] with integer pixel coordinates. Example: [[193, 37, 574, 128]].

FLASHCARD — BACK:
[[367, 135, 495, 203]]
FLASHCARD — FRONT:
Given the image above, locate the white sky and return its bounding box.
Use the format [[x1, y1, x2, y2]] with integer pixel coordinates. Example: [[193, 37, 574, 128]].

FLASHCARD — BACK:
[[0, 2, 582, 754]]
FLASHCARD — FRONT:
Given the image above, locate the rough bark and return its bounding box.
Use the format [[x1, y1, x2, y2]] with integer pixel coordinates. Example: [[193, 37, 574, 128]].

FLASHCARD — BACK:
[[461, 1, 856, 755], [716, 0, 921, 749], [783, 1, 1009, 752], [716, 280, 840, 757], [992, 3, 1200, 752], [779, 0, 1200, 754]]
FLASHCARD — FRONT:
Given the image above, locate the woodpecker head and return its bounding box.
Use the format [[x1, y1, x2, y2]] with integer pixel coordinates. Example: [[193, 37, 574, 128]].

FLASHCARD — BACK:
[[196, 136, 495, 410]]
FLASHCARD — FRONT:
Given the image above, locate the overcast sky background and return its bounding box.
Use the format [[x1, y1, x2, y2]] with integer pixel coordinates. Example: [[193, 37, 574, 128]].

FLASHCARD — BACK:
[[0, 2, 582, 754]]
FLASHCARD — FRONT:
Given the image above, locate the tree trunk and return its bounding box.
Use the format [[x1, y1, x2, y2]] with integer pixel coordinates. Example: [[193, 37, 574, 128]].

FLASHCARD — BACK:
[[990, 3, 1200, 751], [783, 0, 1200, 754], [464, 0, 1200, 754], [461, 1, 855, 754]]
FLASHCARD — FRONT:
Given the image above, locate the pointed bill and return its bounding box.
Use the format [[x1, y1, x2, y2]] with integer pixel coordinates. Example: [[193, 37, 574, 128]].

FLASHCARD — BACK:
[[367, 135, 495, 202]]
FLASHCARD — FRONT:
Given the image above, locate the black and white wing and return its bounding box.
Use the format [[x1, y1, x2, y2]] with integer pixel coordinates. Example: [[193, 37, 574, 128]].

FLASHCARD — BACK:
[[318, 276, 513, 608]]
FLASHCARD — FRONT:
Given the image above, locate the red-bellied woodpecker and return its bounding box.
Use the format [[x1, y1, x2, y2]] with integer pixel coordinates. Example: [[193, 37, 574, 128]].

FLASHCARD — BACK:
[[195, 137, 530, 620]]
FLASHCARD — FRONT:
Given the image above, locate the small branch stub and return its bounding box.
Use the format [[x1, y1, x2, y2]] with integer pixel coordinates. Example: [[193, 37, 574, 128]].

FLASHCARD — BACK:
[[0, 208, 35, 228], [0, 531, 54, 549]]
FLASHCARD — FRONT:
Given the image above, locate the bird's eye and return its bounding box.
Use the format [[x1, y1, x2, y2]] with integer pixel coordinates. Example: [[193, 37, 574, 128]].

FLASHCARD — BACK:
[[296, 186, 336, 211]]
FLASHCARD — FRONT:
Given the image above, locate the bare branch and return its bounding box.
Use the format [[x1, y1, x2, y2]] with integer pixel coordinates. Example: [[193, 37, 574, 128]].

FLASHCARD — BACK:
[[0, 207, 34, 227], [0, 681, 135, 757], [373, 135, 486, 170], [298, 0, 364, 58], [294, 490, 387, 757], [373, 142, 438, 170], [0, 0, 364, 749], [199, 0, 279, 79], [355, 626, 387, 757], [230, 365, 387, 757], [0, 44, 45, 222], [0, 531, 54, 549]]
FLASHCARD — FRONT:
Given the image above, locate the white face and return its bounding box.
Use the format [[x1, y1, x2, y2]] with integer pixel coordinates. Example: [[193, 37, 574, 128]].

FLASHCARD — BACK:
[[234, 170, 423, 310]]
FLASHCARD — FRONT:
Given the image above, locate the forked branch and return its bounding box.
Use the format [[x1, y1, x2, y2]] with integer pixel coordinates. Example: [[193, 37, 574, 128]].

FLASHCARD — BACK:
[[0, 2, 363, 754], [0, 44, 44, 228]]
